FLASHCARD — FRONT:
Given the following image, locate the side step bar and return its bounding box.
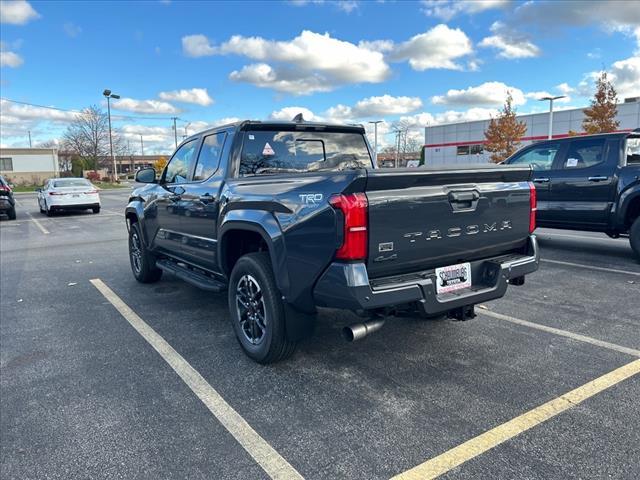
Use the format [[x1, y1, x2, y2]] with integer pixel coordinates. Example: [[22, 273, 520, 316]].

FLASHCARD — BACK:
[[156, 259, 227, 292]]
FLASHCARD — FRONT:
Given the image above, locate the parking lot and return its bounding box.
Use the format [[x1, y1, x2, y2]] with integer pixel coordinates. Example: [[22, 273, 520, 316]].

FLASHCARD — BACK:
[[1, 187, 639, 479]]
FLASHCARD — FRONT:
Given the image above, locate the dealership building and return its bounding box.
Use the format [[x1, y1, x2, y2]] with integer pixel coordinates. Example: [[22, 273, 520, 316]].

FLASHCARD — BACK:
[[423, 98, 640, 165]]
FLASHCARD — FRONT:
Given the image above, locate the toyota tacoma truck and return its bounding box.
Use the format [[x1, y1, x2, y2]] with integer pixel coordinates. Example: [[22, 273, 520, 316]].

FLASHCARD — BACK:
[[503, 129, 640, 260], [125, 119, 539, 363]]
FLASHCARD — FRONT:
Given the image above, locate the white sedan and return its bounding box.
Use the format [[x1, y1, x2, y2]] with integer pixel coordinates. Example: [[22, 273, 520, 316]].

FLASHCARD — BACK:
[[37, 178, 101, 216]]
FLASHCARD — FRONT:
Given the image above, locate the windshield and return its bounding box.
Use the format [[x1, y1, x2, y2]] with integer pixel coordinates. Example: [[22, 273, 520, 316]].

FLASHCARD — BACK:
[[239, 130, 372, 176], [53, 179, 92, 188]]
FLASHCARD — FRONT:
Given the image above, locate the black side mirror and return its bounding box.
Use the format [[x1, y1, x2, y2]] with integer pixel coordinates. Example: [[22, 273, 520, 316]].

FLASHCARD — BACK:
[[135, 167, 157, 184], [35, 188, 42, 192]]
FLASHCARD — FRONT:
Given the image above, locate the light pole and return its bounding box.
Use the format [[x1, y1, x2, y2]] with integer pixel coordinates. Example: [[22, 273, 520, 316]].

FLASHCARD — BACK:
[[183, 122, 191, 140], [103, 89, 121, 179], [368, 120, 382, 166], [539, 96, 566, 140]]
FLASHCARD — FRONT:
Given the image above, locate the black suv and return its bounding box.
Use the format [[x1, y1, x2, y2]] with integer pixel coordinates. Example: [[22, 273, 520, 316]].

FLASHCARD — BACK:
[[0, 176, 16, 220]]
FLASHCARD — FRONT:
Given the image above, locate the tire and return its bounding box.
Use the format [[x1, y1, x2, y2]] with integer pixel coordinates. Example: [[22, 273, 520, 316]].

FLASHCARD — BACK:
[[128, 222, 163, 283], [39, 201, 45, 214], [630, 216, 640, 261], [228, 252, 296, 364], [7, 206, 16, 220], [46, 204, 54, 217], [92, 206, 100, 214]]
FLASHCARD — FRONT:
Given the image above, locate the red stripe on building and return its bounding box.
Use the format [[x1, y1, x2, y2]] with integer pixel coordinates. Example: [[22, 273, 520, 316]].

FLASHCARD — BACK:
[[423, 129, 634, 148]]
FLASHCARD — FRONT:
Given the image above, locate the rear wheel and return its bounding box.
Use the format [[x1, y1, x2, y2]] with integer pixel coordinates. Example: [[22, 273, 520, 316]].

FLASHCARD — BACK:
[[630, 217, 640, 261], [228, 252, 296, 364], [7, 206, 16, 220], [128, 222, 162, 283], [45, 203, 54, 217], [92, 206, 100, 214]]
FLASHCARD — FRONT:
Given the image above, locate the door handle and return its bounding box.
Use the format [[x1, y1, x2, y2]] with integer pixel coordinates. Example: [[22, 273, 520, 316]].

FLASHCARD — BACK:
[[588, 176, 608, 182], [199, 193, 214, 204], [533, 177, 550, 183]]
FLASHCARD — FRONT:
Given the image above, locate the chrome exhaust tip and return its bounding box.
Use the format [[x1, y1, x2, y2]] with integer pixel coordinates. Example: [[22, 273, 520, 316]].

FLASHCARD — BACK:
[[342, 318, 385, 342]]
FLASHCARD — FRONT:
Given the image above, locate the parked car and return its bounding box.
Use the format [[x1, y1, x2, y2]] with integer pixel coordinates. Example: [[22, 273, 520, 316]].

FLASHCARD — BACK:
[[125, 120, 539, 363], [37, 178, 101, 216], [0, 175, 16, 220], [503, 130, 640, 259]]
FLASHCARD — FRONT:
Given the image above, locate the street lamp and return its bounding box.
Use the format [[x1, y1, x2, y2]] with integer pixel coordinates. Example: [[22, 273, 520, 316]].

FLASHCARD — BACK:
[[103, 89, 121, 180], [368, 120, 383, 166], [539, 96, 566, 140]]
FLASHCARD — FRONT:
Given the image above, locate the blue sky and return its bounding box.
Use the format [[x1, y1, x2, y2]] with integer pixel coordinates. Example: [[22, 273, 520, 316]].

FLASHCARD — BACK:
[[1, 0, 638, 153]]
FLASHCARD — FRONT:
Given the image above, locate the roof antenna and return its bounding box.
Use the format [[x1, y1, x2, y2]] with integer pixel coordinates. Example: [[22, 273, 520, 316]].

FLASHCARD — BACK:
[[292, 113, 305, 123]]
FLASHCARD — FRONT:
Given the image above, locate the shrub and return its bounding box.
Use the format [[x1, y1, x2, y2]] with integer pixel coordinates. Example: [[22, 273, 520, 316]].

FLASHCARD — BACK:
[[101, 176, 111, 182], [86, 171, 100, 182]]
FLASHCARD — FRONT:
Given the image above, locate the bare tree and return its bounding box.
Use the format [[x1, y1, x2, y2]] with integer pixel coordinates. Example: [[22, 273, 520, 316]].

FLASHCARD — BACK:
[[62, 105, 111, 171]]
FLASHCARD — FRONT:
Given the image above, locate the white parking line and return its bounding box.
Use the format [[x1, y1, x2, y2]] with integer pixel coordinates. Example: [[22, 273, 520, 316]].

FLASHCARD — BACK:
[[90, 279, 303, 480], [480, 309, 640, 357], [537, 231, 624, 241], [26, 212, 50, 234], [541, 258, 640, 277]]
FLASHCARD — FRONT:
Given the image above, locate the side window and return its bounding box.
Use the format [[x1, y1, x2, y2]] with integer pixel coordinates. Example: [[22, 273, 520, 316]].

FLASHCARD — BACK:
[[508, 143, 561, 171], [193, 132, 226, 181], [564, 138, 605, 169], [164, 139, 199, 184], [625, 138, 640, 164]]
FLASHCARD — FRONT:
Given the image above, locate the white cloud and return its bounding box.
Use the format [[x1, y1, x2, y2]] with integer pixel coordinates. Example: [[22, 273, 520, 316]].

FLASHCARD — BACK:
[[479, 33, 540, 59], [556, 83, 575, 96], [432, 82, 526, 106], [0, 0, 39, 25], [388, 24, 473, 70], [112, 98, 181, 115], [220, 30, 389, 82], [229, 63, 332, 95], [329, 94, 423, 119], [336, 0, 358, 13], [183, 30, 390, 94], [63, 22, 82, 38], [400, 107, 500, 128], [0, 50, 23, 67], [269, 106, 320, 122], [182, 34, 215, 57], [421, 0, 509, 21], [609, 56, 640, 99], [158, 88, 214, 106]]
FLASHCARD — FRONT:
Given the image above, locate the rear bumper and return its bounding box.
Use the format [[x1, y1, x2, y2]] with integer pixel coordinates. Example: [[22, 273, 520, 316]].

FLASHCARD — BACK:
[[51, 203, 100, 210], [313, 235, 539, 314], [0, 197, 14, 211]]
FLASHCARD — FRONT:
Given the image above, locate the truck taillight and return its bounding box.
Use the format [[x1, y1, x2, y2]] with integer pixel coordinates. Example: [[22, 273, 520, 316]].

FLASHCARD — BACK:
[[329, 193, 368, 261], [529, 181, 537, 233]]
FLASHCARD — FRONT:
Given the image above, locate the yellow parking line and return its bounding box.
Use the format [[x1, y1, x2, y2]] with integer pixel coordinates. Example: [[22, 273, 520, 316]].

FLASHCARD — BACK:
[[90, 279, 303, 480], [480, 310, 640, 357], [392, 359, 640, 480], [26, 212, 49, 234]]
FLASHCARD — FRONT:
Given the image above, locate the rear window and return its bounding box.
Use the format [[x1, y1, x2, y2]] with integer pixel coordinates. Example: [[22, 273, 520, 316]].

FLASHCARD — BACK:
[[626, 137, 640, 164], [239, 130, 371, 176], [53, 179, 91, 188]]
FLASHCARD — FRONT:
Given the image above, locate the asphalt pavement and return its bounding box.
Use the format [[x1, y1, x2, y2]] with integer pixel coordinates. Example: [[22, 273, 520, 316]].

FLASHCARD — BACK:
[[1, 188, 638, 479]]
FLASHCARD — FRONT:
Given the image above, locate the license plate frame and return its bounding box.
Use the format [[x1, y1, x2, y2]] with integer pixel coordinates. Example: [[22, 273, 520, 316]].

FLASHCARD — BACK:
[[435, 262, 472, 294]]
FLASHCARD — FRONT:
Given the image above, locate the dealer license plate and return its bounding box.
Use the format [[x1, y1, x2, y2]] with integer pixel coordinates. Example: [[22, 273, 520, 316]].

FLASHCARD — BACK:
[[435, 262, 472, 294]]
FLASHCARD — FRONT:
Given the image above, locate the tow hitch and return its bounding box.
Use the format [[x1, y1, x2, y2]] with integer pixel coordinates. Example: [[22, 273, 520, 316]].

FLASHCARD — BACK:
[[448, 305, 476, 321]]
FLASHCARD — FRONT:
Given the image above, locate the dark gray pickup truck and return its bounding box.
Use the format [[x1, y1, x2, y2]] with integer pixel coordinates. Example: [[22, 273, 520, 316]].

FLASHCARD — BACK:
[[126, 120, 539, 363]]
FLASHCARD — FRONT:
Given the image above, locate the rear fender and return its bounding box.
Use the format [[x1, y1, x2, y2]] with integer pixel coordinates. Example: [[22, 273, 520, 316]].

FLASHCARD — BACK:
[[218, 210, 289, 296], [615, 185, 640, 230]]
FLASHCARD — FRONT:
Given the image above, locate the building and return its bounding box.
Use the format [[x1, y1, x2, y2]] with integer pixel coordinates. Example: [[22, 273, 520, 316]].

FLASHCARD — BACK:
[[0, 148, 59, 184], [423, 98, 640, 165]]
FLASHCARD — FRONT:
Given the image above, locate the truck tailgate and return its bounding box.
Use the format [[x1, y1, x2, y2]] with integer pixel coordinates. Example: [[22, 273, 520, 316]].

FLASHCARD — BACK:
[[365, 165, 532, 278]]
